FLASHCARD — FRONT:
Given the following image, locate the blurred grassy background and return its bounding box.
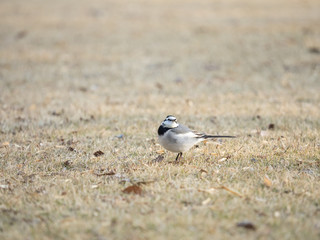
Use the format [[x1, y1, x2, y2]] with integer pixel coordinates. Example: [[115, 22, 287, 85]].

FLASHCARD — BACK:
[[0, 0, 320, 239]]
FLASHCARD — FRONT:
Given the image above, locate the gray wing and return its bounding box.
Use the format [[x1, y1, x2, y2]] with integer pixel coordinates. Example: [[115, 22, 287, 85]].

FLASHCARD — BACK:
[[170, 124, 193, 134]]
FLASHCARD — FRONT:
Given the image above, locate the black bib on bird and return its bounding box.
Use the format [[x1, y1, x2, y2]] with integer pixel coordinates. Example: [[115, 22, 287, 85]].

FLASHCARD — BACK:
[[157, 125, 171, 136]]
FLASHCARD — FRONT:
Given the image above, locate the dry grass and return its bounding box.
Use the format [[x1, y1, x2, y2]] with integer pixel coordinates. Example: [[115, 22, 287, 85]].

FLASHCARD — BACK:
[[1, 0, 320, 239]]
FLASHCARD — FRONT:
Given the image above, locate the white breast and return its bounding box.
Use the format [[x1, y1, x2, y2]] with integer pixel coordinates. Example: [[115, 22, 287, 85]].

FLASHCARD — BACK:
[[158, 131, 203, 153]]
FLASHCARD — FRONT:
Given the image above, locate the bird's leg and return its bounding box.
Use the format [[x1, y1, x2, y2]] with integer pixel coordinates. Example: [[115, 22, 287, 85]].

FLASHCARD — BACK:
[[175, 152, 182, 162]]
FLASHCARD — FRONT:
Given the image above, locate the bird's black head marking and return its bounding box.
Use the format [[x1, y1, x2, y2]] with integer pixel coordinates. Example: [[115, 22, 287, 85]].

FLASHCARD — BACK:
[[165, 115, 177, 122]]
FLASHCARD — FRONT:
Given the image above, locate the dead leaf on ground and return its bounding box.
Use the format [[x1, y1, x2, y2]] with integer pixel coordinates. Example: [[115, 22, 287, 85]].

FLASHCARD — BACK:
[[68, 147, 75, 152], [1, 142, 10, 147], [93, 150, 104, 157], [268, 123, 275, 130], [236, 220, 257, 230], [199, 169, 208, 174], [63, 160, 72, 167], [155, 82, 163, 90], [79, 86, 88, 92], [16, 30, 27, 39], [308, 47, 320, 54], [264, 175, 272, 187], [122, 185, 143, 195], [156, 149, 165, 154]]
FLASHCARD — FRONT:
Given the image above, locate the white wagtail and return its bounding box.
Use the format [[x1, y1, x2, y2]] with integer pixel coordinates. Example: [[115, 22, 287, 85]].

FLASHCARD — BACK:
[[158, 115, 235, 161]]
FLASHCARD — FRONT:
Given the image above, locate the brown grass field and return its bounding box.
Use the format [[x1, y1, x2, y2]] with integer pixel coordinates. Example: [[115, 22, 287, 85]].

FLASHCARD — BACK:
[[1, 0, 320, 239]]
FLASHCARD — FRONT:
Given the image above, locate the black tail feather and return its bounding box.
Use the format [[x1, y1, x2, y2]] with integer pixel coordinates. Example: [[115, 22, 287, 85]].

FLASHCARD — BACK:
[[201, 135, 236, 139]]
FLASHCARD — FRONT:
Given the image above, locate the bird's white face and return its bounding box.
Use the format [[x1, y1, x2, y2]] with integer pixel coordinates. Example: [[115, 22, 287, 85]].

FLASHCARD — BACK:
[[161, 115, 179, 128]]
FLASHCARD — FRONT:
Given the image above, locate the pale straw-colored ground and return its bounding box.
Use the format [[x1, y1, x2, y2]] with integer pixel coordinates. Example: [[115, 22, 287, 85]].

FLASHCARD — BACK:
[[1, 0, 320, 239]]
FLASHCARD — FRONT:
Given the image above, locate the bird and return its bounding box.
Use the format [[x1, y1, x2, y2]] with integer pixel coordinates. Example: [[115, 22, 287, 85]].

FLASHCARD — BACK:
[[157, 115, 236, 161]]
